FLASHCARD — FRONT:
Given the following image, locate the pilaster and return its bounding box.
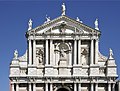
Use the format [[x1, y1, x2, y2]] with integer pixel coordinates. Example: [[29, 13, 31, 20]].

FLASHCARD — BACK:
[[69, 51, 72, 66]]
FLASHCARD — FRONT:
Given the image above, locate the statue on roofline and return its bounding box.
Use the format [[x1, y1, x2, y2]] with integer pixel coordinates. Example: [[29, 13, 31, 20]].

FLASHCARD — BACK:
[[44, 15, 51, 23], [61, 3, 66, 16], [14, 49, 18, 59], [94, 18, 99, 30], [28, 19, 32, 31], [76, 17, 83, 23], [109, 48, 114, 59]]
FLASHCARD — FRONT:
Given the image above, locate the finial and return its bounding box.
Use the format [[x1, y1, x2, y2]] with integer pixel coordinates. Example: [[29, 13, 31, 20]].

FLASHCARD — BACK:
[[61, 3, 66, 16], [76, 17, 83, 23], [14, 49, 18, 59], [44, 15, 51, 23], [28, 19, 32, 31], [94, 18, 99, 30], [109, 48, 114, 59]]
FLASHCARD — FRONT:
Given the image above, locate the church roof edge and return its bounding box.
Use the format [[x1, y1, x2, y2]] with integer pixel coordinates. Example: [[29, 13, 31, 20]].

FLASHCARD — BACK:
[[26, 15, 101, 36]]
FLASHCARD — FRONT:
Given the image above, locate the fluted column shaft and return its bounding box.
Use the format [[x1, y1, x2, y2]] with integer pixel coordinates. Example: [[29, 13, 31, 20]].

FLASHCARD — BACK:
[[74, 40, 77, 65], [29, 39, 32, 65], [50, 40, 53, 65], [45, 40, 48, 65], [78, 40, 81, 65], [90, 39, 94, 64], [33, 39, 36, 65], [95, 39, 99, 64]]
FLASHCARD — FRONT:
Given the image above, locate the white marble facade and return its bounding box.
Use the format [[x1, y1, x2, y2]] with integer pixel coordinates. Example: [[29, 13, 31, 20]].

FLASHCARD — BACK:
[[9, 4, 118, 91]]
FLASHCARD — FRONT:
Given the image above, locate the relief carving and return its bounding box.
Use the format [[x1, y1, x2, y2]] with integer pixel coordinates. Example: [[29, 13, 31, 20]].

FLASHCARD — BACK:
[[36, 48, 44, 65], [81, 48, 89, 65], [99, 68, 105, 75]]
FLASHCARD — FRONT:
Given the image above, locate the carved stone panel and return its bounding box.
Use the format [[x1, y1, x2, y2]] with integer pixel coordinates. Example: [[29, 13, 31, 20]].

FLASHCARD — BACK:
[[36, 48, 44, 65], [10, 68, 20, 75], [28, 68, 37, 75], [73, 68, 82, 76]]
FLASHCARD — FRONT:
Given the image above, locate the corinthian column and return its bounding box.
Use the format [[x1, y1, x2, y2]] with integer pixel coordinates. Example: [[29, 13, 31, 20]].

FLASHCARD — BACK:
[[90, 39, 94, 65], [74, 40, 77, 65], [33, 39, 36, 65], [50, 40, 53, 65], [29, 39, 32, 65], [45, 39, 48, 65], [95, 39, 99, 64], [78, 39, 81, 65]]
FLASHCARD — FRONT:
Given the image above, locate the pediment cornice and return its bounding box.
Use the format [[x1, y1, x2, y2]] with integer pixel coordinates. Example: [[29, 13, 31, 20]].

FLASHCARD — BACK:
[[26, 15, 101, 37]]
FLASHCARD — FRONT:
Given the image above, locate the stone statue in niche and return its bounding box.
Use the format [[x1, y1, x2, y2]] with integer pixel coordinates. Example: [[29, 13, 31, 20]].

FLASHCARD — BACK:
[[55, 43, 70, 66], [60, 46, 67, 58], [58, 44, 69, 60], [81, 48, 88, 65], [36, 48, 44, 65]]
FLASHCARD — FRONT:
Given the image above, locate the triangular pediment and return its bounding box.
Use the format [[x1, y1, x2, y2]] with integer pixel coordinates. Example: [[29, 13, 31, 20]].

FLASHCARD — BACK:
[[27, 15, 100, 35]]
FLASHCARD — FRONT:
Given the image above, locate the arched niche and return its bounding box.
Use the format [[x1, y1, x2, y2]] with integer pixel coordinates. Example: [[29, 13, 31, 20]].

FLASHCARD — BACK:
[[55, 42, 71, 66]]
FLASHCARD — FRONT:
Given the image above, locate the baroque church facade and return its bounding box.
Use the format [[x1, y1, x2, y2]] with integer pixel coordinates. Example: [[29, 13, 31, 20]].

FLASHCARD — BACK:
[[9, 3, 118, 91]]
